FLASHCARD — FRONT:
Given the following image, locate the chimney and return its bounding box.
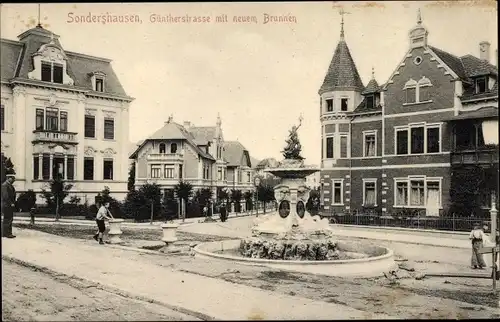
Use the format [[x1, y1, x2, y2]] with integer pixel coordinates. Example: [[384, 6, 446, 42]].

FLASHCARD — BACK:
[[183, 121, 191, 129], [479, 41, 490, 62]]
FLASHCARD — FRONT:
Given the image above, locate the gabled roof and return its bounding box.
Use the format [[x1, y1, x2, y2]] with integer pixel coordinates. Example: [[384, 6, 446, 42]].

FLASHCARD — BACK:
[[460, 54, 498, 78], [189, 126, 216, 145], [428, 46, 468, 81], [1, 26, 130, 98], [361, 78, 380, 95], [318, 39, 364, 94], [223, 141, 251, 167], [129, 122, 215, 160]]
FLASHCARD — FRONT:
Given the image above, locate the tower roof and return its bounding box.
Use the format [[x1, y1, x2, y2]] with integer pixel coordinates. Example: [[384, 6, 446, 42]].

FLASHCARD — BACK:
[[318, 39, 364, 94], [362, 67, 380, 95]]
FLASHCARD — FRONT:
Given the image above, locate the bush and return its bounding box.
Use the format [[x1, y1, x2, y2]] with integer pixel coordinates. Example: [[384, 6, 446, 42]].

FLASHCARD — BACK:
[[16, 190, 36, 212], [122, 184, 163, 222], [95, 187, 124, 218]]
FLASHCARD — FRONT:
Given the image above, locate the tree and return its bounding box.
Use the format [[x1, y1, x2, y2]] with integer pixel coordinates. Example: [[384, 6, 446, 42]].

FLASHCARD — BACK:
[[243, 191, 253, 211], [217, 187, 230, 207], [122, 183, 163, 222], [174, 181, 193, 219], [162, 189, 178, 222], [257, 184, 275, 213], [127, 163, 136, 192], [230, 189, 243, 213], [450, 166, 487, 217], [1, 154, 15, 183], [281, 116, 304, 160], [40, 173, 73, 221], [95, 186, 124, 218], [195, 188, 213, 217]]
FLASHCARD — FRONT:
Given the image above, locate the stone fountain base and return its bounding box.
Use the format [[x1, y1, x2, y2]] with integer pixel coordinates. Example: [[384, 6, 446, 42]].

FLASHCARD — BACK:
[[240, 237, 340, 261]]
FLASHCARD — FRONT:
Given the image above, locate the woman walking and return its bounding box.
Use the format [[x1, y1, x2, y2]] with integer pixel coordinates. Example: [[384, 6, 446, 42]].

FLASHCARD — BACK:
[[93, 201, 114, 245], [469, 222, 487, 269]]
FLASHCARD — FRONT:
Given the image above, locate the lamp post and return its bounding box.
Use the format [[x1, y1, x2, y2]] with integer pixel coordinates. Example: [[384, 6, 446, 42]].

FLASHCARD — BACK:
[[254, 177, 261, 216]]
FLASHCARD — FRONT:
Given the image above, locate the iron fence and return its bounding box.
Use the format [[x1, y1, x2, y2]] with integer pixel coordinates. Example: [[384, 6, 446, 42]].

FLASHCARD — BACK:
[[320, 212, 492, 232]]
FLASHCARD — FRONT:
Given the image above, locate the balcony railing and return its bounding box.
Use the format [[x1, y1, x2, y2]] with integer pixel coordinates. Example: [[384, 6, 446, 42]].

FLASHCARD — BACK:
[[451, 147, 499, 166], [147, 153, 184, 161], [32, 130, 78, 144]]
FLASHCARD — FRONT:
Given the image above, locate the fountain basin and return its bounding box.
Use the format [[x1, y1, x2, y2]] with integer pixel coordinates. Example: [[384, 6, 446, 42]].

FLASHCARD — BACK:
[[194, 239, 397, 278]]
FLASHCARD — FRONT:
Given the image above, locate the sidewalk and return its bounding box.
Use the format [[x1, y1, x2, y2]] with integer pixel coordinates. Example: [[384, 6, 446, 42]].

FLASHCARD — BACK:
[[1, 229, 394, 320]]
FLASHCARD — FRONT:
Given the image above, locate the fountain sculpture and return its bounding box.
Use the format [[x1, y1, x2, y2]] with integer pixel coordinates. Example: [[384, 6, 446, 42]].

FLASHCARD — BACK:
[[239, 116, 339, 260]]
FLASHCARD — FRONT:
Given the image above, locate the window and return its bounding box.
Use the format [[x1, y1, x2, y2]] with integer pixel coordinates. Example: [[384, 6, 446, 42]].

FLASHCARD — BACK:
[[171, 143, 177, 154], [103, 159, 113, 180], [53, 64, 63, 84], [395, 181, 408, 206], [247, 172, 251, 183], [364, 132, 376, 157], [33, 156, 39, 180], [41, 63, 52, 82], [406, 87, 416, 104], [363, 180, 377, 206], [326, 137, 334, 159], [410, 127, 424, 154], [396, 178, 442, 208], [410, 180, 425, 206], [405, 77, 432, 104], [41, 62, 63, 84], [396, 124, 441, 155], [104, 118, 114, 140], [339, 134, 348, 158], [341, 98, 348, 111], [151, 165, 161, 178], [366, 95, 375, 109], [42, 154, 50, 180], [164, 166, 174, 179], [396, 129, 408, 155], [95, 78, 104, 92], [60, 111, 68, 132], [159, 143, 166, 154], [475, 77, 487, 94], [36, 109, 44, 130], [332, 180, 343, 205], [218, 168, 222, 180], [0, 104, 4, 131], [179, 165, 183, 179], [84, 116, 95, 138], [84, 157, 94, 180], [326, 99, 333, 112], [46, 108, 59, 131], [427, 127, 440, 153], [67, 157, 74, 180]]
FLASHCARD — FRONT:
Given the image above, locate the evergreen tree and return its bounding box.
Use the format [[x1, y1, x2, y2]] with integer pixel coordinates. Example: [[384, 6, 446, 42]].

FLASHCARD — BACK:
[[1, 154, 15, 183]]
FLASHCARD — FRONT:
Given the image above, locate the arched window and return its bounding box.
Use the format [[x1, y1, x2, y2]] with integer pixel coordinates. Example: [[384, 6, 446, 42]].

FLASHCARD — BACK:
[[159, 143, 166, 154], [404, 79, 417, 104], [171, 143, 177, 154], [417, 76, 432, 102]]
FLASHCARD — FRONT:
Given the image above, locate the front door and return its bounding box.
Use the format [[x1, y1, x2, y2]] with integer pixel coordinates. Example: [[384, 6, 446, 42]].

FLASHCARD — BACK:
[[426, 182, 440, 217]]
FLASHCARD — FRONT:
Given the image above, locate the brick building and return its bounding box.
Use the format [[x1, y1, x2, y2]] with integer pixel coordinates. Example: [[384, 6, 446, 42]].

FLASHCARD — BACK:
[[319, 11, 498, 217]]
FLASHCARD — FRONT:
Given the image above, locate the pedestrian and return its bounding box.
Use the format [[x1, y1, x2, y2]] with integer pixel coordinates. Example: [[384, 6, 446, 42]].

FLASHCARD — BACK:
[[93, 201, 113, 245], [203, 205, 208, 217], [469, 222, 487, 269], [1, 174, 17, 238]]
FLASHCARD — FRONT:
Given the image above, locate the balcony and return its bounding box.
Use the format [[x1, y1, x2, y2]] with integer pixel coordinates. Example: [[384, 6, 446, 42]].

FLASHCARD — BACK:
[[147, 153, 184, 162], [451, 147, 499, 166], [32, 130, 78, 145]]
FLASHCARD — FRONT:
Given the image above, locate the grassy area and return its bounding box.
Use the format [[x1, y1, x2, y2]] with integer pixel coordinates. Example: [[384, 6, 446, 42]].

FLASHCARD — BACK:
[[13, 223, 228, 243]]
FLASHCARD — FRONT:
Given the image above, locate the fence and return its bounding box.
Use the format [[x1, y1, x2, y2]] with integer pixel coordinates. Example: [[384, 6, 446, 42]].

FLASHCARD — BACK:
[[321, 213, 493, 232]]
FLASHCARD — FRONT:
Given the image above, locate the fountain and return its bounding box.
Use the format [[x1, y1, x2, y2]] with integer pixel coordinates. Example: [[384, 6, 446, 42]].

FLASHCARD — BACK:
[[193, 116, 396, 277]]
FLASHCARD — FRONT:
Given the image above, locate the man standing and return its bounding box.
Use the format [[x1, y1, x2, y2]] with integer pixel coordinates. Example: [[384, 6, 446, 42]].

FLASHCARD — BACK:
[[1, 174, 17, 238]]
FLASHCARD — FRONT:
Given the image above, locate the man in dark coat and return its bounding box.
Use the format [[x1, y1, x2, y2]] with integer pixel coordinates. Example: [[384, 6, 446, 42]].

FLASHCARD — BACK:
[[1, 174, 17, 238]]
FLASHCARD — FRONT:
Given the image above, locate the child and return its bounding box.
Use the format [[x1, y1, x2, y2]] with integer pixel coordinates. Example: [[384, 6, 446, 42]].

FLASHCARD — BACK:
[[93, 202, 113, 245]]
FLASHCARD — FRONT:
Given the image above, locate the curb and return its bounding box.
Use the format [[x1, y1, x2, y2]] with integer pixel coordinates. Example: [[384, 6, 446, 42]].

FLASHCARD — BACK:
[[346, 235, 469, 250], [335, 224, 470, 236], [1, 255, 215, 321]]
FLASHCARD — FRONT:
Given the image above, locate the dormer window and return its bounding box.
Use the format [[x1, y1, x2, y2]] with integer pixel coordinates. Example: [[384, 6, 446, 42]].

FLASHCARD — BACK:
[[95, 78, 104, 92], [41, 62, 63, 84], [475, 77, 487, 94], [341, 98, 348, 111], [366, 95, 375, 109]]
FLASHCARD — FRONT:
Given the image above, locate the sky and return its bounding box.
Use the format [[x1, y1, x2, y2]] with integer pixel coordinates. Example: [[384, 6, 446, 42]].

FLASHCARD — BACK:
[[1, 1, 497, 164]]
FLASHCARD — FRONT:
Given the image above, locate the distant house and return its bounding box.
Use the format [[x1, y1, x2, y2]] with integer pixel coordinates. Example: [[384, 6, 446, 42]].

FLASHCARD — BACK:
[[129, 115, 256, 197]]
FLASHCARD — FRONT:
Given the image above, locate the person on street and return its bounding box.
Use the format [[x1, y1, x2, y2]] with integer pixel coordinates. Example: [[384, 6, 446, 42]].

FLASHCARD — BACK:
[[93, 201, 113, 245], [1, 174, 17, 238], [203, 205, 208, 217], [469, 222, 487, 269]]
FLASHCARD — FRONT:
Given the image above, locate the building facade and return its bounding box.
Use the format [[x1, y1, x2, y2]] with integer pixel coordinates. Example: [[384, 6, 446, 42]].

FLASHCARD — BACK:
[[1, 25, 133, 202], [130, 115, 255, 197], [319, 12, 498, 217]]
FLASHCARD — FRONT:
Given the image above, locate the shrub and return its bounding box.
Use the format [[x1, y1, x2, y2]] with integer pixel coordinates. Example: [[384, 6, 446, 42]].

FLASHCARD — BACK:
[[122, 184, 163, 222], [16, 190, 36, 212], [95, 186, 124, 218]]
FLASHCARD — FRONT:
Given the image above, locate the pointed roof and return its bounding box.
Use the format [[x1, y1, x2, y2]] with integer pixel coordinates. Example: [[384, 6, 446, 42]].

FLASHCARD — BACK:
[[318, 39, 364, 94], [189, 126, 217, 145], [223, 141, 251, 167]]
